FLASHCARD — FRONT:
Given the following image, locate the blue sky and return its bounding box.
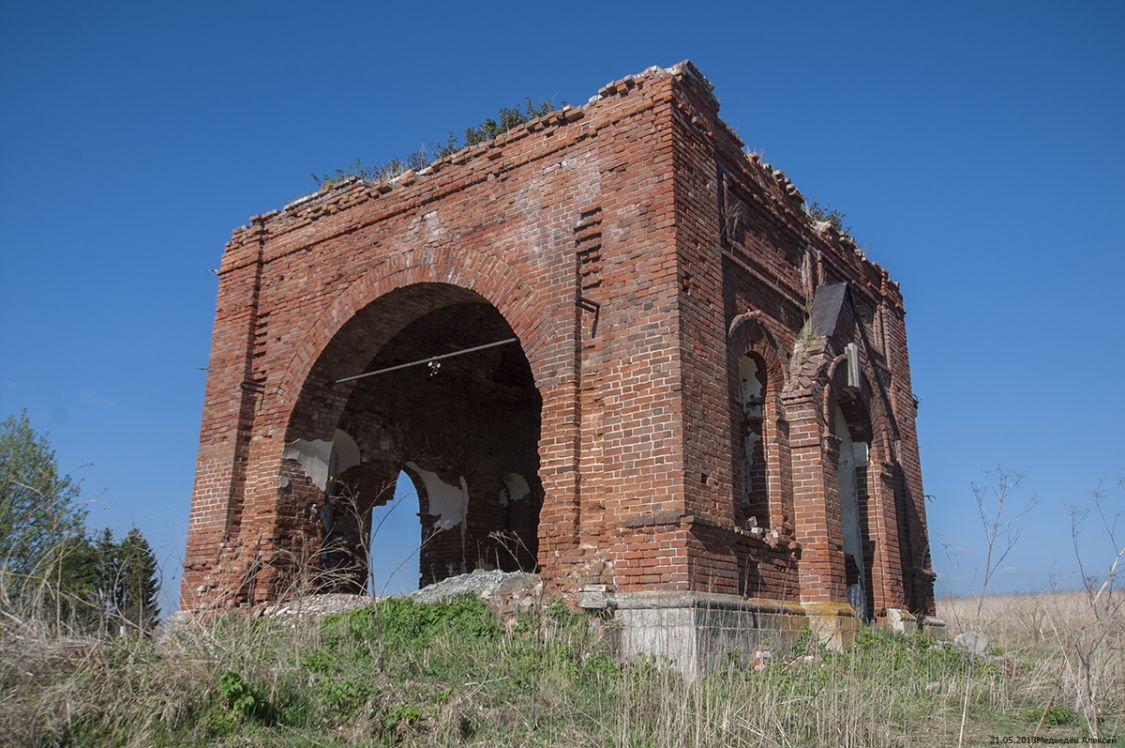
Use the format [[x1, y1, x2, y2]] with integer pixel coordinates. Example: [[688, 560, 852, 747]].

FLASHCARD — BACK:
[[2, 2, 1122, 615]]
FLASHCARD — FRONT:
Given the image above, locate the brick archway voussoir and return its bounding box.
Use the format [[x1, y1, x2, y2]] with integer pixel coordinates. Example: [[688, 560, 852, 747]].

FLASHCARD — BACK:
[[272, 249, 550, 424]]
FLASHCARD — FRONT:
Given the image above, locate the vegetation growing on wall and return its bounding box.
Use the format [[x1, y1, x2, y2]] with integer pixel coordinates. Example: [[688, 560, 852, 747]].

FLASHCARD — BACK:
[[312, 98, 561, 187], [807, 200, 852, 235]]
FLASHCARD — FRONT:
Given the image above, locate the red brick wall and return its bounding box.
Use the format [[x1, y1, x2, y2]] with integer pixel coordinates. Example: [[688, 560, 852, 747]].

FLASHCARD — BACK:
[[182, 62, 935, 617]]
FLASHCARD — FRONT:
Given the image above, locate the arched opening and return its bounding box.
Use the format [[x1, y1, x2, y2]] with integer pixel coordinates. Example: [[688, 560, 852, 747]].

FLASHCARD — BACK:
[[833, 402, 872, 622], [283, 283, 543, 596], [737, 353, 770, 528], [366, 470, 422, 595]]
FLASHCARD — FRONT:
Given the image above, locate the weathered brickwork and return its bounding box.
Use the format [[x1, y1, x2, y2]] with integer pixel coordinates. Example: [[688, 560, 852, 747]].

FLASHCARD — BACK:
[[182, 62, 936, 624]]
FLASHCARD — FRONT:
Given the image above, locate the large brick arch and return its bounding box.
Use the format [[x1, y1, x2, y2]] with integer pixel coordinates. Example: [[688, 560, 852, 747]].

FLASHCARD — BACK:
[[273, 248, 552, 429], [237, 249, 564, 599]]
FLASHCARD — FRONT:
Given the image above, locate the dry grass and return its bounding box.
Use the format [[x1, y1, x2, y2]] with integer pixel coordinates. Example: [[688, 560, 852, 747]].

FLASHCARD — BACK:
[[940, 590, 1090, 648], [939, 589, 1124, 741], [0, 587, 1120, 747]]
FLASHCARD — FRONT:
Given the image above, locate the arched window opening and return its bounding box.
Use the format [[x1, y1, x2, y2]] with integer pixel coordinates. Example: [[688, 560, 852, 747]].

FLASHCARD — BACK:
[[738, 353, 770, 529], [366, 470, 423, 596], [834, 404, 871, 622]]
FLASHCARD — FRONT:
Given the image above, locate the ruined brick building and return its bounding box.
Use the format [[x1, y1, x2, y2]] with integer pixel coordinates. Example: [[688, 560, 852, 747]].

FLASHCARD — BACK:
[[183, 62, 939, 664]]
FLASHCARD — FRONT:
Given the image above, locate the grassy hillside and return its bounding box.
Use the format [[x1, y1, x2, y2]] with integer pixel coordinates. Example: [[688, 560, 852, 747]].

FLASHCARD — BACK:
[[1, 591, 1120, 746]]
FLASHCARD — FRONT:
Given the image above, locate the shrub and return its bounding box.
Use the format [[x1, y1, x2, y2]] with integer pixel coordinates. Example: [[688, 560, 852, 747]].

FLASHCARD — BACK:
[[1021, 704, 1078, 726], [807, 200, 852, 235], [218, 670, 264, 721]]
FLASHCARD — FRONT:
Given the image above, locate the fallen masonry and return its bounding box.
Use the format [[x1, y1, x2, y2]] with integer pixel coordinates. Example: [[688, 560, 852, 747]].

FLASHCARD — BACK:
[[182, 60, 942, 675], [252, 570, 543, 623]]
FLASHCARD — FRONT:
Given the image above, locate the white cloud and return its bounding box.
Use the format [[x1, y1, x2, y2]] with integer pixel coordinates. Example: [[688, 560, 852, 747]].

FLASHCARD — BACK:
[[79, 392, 115, 408]]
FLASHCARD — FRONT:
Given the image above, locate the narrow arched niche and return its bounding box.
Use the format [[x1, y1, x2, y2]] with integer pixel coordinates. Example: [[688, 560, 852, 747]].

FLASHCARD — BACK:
[[833, 402, 871, 623], [737, 353, 769, 528]]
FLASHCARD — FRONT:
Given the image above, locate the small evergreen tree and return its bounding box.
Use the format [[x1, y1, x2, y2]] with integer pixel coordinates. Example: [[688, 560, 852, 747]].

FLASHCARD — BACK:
[[94, 527, 117, 596], [91, 527, 118, 633], [51, 531, 100, 630], [113, 527, 160, 633], [52, 526, 162, 635], [0, 413, 162, 634]]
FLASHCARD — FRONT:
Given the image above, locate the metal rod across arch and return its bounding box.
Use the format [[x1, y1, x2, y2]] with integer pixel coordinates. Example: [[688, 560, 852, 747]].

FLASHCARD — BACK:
[[329, 337, 519, 385]]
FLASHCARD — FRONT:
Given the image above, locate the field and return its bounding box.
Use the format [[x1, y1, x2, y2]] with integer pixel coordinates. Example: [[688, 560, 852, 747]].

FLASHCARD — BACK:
[[0, 587, 1120, 747]]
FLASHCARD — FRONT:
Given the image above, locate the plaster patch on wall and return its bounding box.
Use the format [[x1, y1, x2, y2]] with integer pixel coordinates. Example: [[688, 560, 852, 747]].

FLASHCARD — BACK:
[[499, 473, 531, 506], [330, 429, 361, 477], [741, 431, 761, 515], [853, 441, 869, 468], [282, 438, 333, 491], [739, 356, 763, 416], [282, 428, 362, 491], [406, 462, 469, 531], [423, 209, 442, 242]]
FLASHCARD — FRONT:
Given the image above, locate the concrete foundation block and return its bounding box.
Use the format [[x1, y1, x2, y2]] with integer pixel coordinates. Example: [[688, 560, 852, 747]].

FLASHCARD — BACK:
[[800, 601, 861, 652], [921, 615, 947, 638], [608, 591, 808, 679], [885, 607, 917, 634]]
